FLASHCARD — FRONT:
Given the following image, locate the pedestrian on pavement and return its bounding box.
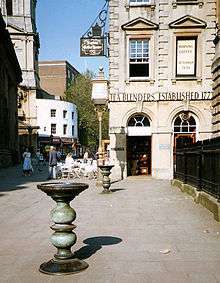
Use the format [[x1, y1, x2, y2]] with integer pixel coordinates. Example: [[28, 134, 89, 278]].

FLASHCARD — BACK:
[[48, 146, 58, 180], [36, 149, 44, 172], [57, 149, 62, 161], [22, 148, 33, 176]]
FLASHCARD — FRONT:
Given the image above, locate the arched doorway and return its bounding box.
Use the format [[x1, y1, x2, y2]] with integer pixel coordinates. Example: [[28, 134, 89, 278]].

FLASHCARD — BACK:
[[126, 114, 151, 176], [173, 111, 197, 148], [173, 111, 197, 169]]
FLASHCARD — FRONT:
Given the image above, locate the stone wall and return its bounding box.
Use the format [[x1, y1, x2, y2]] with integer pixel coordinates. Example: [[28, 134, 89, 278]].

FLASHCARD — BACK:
[[0, 12, 22, 168]]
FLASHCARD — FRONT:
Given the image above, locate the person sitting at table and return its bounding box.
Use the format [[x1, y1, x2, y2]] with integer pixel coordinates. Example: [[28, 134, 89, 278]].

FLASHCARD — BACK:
[[65, 153, 74, 167]]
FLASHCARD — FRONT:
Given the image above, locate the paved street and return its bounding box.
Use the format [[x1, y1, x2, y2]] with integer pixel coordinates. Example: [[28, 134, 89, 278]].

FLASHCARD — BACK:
[[0, 166, 220, 283]]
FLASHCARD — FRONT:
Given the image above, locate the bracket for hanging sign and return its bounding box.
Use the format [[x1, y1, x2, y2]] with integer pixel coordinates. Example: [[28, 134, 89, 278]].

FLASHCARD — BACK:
[[80, 0, 109, 57]]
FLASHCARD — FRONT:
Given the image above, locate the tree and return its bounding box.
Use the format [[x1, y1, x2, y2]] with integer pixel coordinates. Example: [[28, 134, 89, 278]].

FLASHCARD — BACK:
[[65, 71, 109, 152]]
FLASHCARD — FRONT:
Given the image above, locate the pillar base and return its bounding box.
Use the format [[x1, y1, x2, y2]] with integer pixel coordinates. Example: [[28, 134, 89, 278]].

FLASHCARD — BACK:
[[101, 189, 112, 194], [39, 258, 89, 275]]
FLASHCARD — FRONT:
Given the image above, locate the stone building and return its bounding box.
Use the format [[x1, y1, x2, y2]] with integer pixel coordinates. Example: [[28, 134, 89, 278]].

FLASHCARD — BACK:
[[212, 0, 220, 137], [0, 11, 22, 167], [39, 61, 79, 98], [1, 0, 40, 152], [108, 0, 215, 180]]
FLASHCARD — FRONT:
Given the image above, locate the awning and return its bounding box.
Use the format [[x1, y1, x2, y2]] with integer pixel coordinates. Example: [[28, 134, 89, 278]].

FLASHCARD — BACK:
[[61, 137, 74, 144]]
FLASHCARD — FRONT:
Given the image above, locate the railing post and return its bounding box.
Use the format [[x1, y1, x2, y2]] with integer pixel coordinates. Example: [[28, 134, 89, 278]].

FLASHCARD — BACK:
[[197, 149, 202, 191], [184, 149, 187, 184]]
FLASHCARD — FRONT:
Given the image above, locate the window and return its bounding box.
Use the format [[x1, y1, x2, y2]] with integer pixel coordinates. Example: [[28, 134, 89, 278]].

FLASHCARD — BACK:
[[63, 124, 67, 135], [72, 125, 75, 136], [6, 0, 13, 16], [129, 39, 149, 78], [72, 112, 74, 120], [51, 124, 56, 135], [176, 37, 197, 77], [50, 109, 56, 117], [130, 0, 150, 4], [128, 115, 150, 127], [174, 112, 196, 133], [63, 110, 67, 118]]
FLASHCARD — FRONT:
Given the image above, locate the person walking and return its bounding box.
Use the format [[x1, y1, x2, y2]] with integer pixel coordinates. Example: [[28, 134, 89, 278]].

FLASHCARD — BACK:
[[48, 146, 58, 180], [22, 148, 33, 176]]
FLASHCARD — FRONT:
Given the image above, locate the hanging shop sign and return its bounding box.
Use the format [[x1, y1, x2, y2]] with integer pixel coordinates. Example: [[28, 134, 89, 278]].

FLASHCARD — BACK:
[[80, 37, 105, 56], [109, 91, 213, 102], [80, 0, 109, 57], [176, 38, 196, 76]]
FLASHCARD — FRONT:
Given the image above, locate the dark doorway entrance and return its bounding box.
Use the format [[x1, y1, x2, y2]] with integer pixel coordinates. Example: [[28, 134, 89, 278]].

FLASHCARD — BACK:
[[174, 133, 196, 149], [127, 136, 151, 176]]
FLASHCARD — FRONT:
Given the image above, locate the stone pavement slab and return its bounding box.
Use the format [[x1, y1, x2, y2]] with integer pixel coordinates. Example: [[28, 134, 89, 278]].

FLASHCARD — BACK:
[[0, 166, 220, 283]]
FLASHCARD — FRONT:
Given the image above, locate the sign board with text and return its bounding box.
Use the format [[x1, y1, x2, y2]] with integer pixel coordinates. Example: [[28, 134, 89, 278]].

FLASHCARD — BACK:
[[176, 38, 196, 76], [109, 91, 212, 102], [80, 37, 106, 57]]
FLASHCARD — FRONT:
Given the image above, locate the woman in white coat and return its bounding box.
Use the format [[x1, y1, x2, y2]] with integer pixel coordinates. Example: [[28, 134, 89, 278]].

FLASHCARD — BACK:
[[22, 148, 33, 176]]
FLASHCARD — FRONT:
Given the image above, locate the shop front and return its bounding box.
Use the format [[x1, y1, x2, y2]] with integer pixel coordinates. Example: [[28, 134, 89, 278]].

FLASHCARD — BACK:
[[109, 93, 212, 181], [126, 114, 152, 176]]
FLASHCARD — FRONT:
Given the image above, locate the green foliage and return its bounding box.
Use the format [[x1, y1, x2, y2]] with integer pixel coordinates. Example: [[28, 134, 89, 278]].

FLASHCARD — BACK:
[[65, 71, 109, 151]]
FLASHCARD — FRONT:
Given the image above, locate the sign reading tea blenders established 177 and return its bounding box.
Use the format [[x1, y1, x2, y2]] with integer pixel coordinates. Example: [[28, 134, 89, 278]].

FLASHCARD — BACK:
[[109, 91, 213, 102]]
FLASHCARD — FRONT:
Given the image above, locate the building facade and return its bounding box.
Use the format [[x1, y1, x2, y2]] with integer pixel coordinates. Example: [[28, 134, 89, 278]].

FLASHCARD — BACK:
[[39, 61, 79, 98], [108, 0, 215, 180], [212, 0, 220, 137], [0, 11, 22, 167], [36, 99, 78, 151], [1, 0, 40, 152]]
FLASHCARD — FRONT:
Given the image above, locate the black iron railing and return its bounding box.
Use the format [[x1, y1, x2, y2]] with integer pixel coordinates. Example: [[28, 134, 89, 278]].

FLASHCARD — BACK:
[[174, 137, 220, 200]]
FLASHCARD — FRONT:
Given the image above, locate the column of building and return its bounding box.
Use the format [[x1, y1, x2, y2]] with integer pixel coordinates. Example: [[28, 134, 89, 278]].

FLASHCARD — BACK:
[[212, 0, 220, 137]]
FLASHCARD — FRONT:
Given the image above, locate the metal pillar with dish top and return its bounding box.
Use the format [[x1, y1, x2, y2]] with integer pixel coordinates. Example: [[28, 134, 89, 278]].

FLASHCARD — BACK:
[[98, 165, 114, 194], [37, 182, 89, 275]]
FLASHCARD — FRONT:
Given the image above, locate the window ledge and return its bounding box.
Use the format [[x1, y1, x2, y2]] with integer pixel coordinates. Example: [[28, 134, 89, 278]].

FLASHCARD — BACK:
[[125, 3, 156, 10], [126, 77, 152, 83], [172, 0, 203, 8], [174, 77, 200, 81]]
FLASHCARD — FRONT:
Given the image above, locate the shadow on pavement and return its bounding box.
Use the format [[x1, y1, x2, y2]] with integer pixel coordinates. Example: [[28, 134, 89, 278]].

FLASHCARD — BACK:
[[0, 165, 48, 192], [110, 188, 125, 193], [74, 236, 122, 260]]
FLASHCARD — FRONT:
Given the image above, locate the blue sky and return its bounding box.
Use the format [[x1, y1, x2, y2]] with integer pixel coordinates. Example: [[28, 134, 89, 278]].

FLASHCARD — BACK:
[[36, 0, 109, 76]]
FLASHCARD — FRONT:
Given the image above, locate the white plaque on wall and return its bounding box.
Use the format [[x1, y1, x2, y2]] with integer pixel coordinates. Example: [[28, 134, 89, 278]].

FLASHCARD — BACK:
[[176, 39, 196, 76]]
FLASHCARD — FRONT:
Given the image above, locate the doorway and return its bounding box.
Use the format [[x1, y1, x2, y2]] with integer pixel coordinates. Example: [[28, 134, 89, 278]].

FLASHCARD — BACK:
[[174, 133, 195, 149], [127, 136, 151, 176]]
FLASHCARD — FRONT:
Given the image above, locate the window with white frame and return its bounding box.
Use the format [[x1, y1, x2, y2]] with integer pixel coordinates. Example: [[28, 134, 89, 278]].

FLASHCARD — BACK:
[[174, 112, 196, 133], [129, 39, 149, 78], [63, 110, 67, 119], [51, 124, 56, 135], [130, 0, 150, 5], [63, 124, 67, 135], [50, 109, 56, 117]]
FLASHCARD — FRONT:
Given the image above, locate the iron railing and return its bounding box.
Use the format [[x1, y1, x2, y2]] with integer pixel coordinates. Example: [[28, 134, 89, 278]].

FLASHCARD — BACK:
[[174, 137, 220, 200]]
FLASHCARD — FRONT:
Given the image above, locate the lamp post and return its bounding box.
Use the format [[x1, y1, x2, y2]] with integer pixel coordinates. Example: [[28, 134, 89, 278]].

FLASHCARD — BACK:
[[91, 67, 109, 166]]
